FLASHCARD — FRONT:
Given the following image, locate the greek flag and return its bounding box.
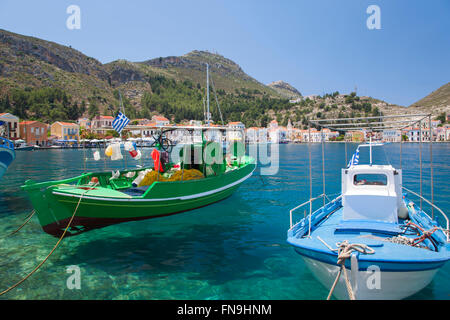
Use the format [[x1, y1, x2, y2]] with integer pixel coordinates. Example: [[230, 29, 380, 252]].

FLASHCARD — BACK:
[[347, 148, 360, 168], [112, 112, 130, 134]]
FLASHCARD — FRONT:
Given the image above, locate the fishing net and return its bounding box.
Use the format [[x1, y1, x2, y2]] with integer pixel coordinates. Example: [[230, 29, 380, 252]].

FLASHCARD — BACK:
[[138, 169, 204, 187]]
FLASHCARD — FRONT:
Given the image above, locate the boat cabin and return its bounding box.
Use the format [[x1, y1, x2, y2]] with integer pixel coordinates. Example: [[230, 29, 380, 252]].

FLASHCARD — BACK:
[[341, 164, 406, 223]]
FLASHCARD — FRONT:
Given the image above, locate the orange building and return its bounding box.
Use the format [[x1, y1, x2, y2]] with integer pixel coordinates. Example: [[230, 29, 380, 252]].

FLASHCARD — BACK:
[[19, 121, 48, 146], [50, 122, 80, 141]]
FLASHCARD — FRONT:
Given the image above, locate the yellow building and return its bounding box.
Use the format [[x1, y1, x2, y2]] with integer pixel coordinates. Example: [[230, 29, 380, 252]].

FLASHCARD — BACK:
[[51, 122, 80, 141]]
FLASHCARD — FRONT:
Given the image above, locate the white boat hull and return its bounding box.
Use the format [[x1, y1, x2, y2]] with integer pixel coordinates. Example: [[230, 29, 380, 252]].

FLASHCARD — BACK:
[[302, 256, 439, 300]]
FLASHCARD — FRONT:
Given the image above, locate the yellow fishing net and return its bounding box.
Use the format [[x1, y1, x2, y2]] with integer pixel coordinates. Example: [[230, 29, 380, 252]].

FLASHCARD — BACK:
[[138, 169, 204, 187]]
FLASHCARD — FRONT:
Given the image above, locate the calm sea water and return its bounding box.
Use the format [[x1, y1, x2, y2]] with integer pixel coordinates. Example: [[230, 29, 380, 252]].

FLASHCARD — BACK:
[[0, 143, 448, 300]]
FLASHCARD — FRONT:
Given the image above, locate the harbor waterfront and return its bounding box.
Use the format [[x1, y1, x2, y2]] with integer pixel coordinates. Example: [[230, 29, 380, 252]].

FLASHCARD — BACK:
[[0, 143, 448, 299]]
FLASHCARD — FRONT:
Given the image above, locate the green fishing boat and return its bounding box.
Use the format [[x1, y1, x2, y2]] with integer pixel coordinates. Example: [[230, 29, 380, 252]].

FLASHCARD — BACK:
[[22, 135, 256, 237]]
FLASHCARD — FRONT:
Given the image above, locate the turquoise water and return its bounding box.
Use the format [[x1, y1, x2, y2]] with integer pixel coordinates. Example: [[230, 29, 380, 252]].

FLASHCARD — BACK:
[[0, 143, 448, 300]]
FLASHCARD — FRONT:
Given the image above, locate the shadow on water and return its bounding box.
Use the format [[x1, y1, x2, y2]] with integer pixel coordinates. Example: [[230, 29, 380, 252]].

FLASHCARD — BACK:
[[53, 194, 291, 286]]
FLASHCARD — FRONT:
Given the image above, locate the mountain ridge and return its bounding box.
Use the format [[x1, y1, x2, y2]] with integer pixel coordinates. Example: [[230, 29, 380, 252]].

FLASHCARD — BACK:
[[0, 28, 448, 127]]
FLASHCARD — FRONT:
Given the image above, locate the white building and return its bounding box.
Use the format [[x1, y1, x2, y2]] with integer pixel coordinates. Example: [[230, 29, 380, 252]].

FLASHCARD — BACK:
[[246, 127, 268, 143], [383, 129, 402, 142], [152, 115, 170, 126], [227, 122, 245, 142], [0, 113, 19, 139]]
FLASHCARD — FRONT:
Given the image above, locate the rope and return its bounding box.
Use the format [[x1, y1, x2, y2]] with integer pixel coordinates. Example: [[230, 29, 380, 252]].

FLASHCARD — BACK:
[[0, 183, 97, 297], [1, 210, 36, 239], [318, 238, 375, 300]]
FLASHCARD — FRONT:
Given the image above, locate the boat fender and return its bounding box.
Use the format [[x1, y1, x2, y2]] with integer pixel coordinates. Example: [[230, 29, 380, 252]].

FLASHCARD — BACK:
[[110, 170, 120, 181], [407, 202, 416, 215], [398, 204, 409, 219], [90, 177, 99, 184], [132, 169, 151, 187], [93, 150, 100, 161], [124, 171, 136, 179], [110, 143, 123, 161]]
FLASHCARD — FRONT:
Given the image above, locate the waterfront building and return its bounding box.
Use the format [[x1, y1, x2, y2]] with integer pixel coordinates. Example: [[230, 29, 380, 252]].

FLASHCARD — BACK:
[[77, 117, 91, 130], [245, 127, 269, 143], [0, 113, 19, 139], [131, 118, 151, 125], [382, 129, 402, 142], [19, 121, 48, 146], [50, 122, 79, 141], [403, 127, 431, 142], [228, 121, 245, 142], [91, 115, 114, 131], [152, 115, 170, 126], [346, 130, 366, 142], [435, 127, 446, 141]]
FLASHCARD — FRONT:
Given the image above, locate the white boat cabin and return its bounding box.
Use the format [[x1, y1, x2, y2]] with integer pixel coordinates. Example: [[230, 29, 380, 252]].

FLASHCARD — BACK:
[[341, 164, 407, 223]]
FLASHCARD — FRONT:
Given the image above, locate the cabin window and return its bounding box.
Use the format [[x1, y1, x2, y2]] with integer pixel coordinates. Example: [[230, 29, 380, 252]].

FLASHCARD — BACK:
[[353, 173, 387, 186]]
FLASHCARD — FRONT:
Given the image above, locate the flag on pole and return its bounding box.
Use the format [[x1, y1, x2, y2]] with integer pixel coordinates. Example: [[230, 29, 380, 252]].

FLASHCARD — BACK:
[[347, 148, 360, 168], [112, 112, 130, 134]]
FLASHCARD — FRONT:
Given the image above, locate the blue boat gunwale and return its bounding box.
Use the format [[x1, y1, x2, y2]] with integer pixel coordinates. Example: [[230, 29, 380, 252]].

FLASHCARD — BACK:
[[287, 193, 450, 271]]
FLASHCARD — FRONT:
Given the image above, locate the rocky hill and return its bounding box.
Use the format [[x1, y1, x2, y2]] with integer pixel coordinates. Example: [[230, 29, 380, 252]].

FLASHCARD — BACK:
[[268, 80, 301, 99], [409, 82, 450, 115], [0, 28, 447, 127]]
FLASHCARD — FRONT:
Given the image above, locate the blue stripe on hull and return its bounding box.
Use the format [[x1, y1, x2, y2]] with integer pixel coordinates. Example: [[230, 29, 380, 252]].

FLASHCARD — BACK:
[[293, 247, 447, 272]]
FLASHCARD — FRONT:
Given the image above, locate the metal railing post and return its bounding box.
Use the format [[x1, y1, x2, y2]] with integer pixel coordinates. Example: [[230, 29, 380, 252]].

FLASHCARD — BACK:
[[429, 115, 434, 219]]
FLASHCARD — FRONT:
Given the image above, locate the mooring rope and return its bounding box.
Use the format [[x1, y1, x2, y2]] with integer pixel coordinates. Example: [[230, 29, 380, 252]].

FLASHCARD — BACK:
[[0, 183, 98, 297], [1, 210, 36, 239], [317, 237, 375, 300]]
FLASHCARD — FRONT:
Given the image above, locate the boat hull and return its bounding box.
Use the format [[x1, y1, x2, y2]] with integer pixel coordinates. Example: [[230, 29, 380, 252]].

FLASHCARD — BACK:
[[0, 146, 15, 179], [15, 146, 34, 151], [24, 161, 256, 237], [301, 256, 439, 300]]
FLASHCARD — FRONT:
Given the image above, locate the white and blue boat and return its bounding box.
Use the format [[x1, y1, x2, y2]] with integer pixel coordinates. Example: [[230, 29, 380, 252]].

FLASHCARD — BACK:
[[288, 114, 449, 300]]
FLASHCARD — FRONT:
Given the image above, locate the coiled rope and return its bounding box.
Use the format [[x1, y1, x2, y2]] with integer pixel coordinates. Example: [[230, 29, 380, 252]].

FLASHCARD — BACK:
[[0, 183, 97, 297], [317, 237, 375, 300]]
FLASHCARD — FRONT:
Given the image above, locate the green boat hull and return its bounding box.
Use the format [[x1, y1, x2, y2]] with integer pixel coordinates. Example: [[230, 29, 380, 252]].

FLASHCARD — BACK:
[[22, 157, 255, 237]]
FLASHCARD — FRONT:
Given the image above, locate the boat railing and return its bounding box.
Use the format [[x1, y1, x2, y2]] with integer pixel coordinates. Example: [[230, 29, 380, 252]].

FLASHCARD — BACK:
[[289, 193, 342, 230], [403, 186, 449, 242], [0, 136, 14, 150]]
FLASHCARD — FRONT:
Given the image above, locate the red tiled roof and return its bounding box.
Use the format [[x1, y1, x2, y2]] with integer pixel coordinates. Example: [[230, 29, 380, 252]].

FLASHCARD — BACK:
[[153, 116, 169, 121], [56, 122, 79, 126]]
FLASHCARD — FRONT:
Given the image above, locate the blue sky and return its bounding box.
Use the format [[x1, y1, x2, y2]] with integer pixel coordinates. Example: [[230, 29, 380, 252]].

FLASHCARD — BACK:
[[0, 0, 449, 106]]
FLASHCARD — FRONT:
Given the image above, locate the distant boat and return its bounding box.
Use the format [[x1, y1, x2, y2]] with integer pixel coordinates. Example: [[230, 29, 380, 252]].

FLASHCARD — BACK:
[[0, 136, 15, 179], [0, 120, 16, 179], [14, 139, 34, 151]]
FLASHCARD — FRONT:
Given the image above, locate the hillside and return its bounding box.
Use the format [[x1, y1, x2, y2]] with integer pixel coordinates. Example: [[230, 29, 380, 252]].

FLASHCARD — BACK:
[[409, 82, 450, 115], [268, 80, 301, 99], [0, 28, 446, 128]]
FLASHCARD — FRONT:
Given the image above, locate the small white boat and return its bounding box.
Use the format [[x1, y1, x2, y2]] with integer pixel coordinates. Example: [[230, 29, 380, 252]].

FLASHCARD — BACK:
[[14, 139, 34, 151], [287, 114, 449, 300]]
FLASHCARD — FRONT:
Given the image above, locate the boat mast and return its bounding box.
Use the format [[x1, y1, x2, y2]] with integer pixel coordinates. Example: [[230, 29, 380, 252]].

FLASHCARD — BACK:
[[206, 63, 210, 126], [369, 134, 372, 166]]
